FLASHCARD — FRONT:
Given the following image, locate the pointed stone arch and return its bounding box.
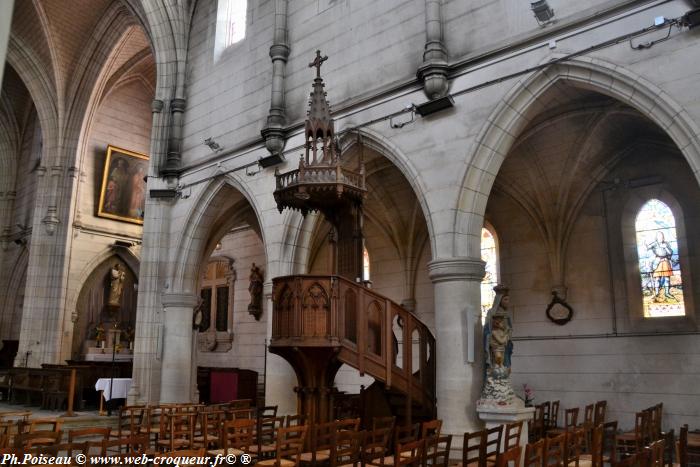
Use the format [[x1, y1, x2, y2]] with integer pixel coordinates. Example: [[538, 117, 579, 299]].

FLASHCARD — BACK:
[[455, 56, 700, 259], [169, 175, 267, 296]]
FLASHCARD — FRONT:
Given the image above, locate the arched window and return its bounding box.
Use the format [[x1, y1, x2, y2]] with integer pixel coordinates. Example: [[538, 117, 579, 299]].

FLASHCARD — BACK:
[[200, 259, 235, 332], [635, 199, 685, 318], [480, 226, 498, 324], [214, 0, 247, 60], [363, 246, 370, 281]]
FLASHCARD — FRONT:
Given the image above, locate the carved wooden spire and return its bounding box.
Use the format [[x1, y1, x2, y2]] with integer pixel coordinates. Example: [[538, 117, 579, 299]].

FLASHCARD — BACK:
[[305, 50, 336, 165]]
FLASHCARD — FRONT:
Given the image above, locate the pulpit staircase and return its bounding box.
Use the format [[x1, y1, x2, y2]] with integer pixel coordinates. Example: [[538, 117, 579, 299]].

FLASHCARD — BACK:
[[269, 274, 436, 425], [269, 50, 436, 425]]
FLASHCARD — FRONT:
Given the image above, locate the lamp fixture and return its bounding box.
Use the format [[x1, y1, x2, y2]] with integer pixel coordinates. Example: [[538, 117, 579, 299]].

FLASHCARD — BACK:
[[531, 0, 555, 26]]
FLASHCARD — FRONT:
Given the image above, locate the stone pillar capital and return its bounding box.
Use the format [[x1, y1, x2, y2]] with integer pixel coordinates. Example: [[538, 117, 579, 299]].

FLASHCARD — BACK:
[[161, 293, 199, 309], [427, 257, 485, 283]]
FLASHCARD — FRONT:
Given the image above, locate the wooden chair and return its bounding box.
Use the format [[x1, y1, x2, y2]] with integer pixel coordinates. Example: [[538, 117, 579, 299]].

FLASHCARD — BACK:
[[14, 430, 62, 449], [544, 433, 566, 467], [525, 439, 545, 467], [299, 421, 335, 466], [485, 425, 503, 467], [100, 434, 151, 458], [617, 412, 649, 456], [41, 440, 89, 461], [394, 438, 424, 467], [362, 428, 393, 467], [285, 414, 307, 428], [193, 410, 223, 449], [228, 407, 257, 421], [579, 424, 603, 467], [601, 421, 618, 467], [330, 429, 364, 467], [549, 409, 579, 437], [543, 403, 552, 432], [156, 411, 196, 452], [565, 429, 584, 467], [496, 445, 522, 467], [68, 427, 111, 456], [251, 416, 285, 459], [616, 452, 641, 467], [421, 419, 442, 439], [256, 425, 308, 467], [531, 404, 546, 442], [335, 418, 361, 432], [373, 417, 396, 432], [593, 402, 606, 427], [22, 417, 63, 434], [647, 439, 665, 467], [505, 421, 524, 451], [394, 424, 420, 457], [211, 418, 255, 457], [426, 435, 452, 467], [675, 425, 700, 467], [579, 406, 594, 452], [115, 406, 148, 439], [461, 430, 487, 467], [550, 402, 561, 430]]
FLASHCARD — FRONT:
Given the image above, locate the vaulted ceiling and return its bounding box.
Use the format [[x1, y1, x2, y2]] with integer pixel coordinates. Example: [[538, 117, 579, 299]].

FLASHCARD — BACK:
[[489, 83, 672, 288]]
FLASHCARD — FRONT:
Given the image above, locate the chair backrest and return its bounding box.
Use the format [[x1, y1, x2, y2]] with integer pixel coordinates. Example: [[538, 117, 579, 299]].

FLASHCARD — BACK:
[[463, 430, 486, 467], [485, 424, 503, 460], [395, 438, 424, 467], [335, 418, 361, 432], [564, 408, 579, 429], [588, 424, 604, 467], [524, 439, 544, 467], [505, 421, 523, 450], [157, 448, 207, 467], [362, 427, 392, 465], [372, 416, 396, 432], [331, 429, 364, 467], [543, 402, 551, 430], [496, 445, 522, 467], [647, 439, 665, 467], [222, 418, 255, 452], [24, 418, 62, 434], [394, 423, 420, 454], [14, 430, 62, 448], [228, 407, 256, 420], [421, 419, 442, 439], [258, 405, 279, 419], [285, 414, 307, 427], [593, 402, 607, 426], [583, 405, 594, 425], [311, 421, 337, 457], [257, 416, 285, 447], [427, 435, 452, 467], [616, 452, 640, 467], [229, 399, 252, 409], [275, 425, 308, 466], [601, 421, 618, 466], [677, 425, 688, 467], [544, 433, 565, 467], [68, 427, 111, 442], [565, 429, 584, 466], [550, 402, 560, 429], [42, 441, 89, 458], [532, 404, 545, 441]]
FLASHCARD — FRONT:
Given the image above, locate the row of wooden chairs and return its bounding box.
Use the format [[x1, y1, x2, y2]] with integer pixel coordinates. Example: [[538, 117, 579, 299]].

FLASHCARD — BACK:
[[530, 401, 607, 443]]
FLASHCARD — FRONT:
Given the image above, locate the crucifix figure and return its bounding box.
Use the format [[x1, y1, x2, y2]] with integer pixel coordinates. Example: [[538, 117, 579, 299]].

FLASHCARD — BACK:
[[309, 50, 328, 78]]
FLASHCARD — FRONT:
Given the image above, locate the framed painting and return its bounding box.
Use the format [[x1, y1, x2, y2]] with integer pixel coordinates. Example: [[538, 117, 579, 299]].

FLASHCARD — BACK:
[[97, 145, 149, 225]]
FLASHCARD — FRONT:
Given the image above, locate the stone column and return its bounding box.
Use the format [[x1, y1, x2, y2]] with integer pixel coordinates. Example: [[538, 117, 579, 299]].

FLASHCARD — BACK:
[[160, 293, 198, 403], [428, 257, 485, 438], [417, 0, 449, 99]]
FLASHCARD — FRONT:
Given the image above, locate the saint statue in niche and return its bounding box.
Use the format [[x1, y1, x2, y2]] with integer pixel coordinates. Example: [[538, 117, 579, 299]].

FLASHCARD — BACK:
[[479, 284, 520, 407], [248, 263, 264, 321], [107, 263, 126, 311]]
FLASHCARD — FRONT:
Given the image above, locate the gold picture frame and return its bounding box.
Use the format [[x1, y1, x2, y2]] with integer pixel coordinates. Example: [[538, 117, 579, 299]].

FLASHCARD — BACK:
[[97, 145, 149, 225]]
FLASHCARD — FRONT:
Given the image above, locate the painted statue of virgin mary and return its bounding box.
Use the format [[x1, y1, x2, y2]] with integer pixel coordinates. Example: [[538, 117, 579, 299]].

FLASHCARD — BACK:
[[479, 284, 519, 407]]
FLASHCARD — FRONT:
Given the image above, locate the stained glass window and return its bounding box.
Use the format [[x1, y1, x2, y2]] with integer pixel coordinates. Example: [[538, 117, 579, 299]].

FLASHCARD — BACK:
[[635, 199, 685, 318], [481, 227, 498, 324], [214, 0, 247, 60]]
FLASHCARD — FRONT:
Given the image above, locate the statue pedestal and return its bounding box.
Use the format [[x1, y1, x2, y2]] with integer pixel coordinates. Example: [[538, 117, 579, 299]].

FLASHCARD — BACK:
[[476, 405, 535, 467]]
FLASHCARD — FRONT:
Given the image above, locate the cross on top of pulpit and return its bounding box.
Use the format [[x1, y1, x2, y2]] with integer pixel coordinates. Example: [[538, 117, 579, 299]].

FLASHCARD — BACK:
[[309, 50, 328, 78]]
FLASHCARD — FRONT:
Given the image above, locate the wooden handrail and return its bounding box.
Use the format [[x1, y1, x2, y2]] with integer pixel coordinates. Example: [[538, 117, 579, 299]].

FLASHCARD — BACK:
[[270, 274, 436, 409]]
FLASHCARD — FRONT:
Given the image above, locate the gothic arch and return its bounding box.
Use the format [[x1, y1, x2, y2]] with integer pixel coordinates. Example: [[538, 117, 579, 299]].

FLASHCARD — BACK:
[[169, 175, 267, 296], [455, 56, 700, 259], [0, 247, 29, 340]]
